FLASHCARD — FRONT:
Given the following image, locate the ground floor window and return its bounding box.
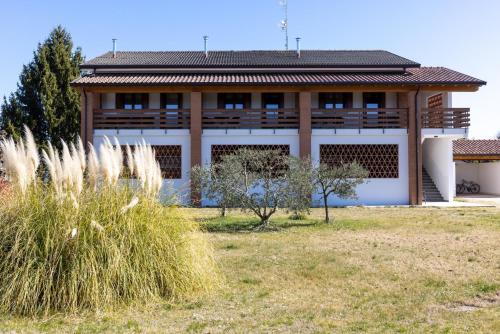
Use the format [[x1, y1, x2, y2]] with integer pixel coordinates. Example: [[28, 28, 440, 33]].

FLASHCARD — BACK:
[[211, 144, 290, 176], [320, 144, 399, 178], [211, 145, 290, 164], [123, 145, 182, 179]]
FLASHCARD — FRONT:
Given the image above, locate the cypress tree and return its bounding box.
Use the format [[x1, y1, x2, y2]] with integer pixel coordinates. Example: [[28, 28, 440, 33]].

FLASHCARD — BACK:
[[0, 26, 84, 146]]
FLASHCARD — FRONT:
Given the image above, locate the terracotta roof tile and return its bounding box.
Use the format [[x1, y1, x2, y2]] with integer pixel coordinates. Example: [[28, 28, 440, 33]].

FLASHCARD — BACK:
[[72, 67, 485, 86], [453, 140, 500, 156]]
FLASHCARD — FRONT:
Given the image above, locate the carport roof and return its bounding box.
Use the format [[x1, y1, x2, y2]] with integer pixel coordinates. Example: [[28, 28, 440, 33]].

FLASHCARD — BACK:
[[453, 139, 500, 161]]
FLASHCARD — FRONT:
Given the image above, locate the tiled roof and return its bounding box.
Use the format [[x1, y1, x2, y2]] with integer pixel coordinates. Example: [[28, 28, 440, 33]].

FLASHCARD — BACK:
[[453, 140, 500, 156], [72, 67, 485, 86], [81, 50, 420, 68]]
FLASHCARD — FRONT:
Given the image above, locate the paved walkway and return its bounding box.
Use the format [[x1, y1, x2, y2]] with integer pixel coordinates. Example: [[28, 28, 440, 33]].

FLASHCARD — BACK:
[[455, 194, 500, 207], [423, 201, 492, 207]]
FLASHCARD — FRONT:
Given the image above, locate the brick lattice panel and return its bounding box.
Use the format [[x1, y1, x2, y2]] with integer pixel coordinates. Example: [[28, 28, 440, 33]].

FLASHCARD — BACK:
[[123, 145, 182, 179], [320, 144, 399, 178], [211, 145, 290, 164], [427, 93, 443, 108]]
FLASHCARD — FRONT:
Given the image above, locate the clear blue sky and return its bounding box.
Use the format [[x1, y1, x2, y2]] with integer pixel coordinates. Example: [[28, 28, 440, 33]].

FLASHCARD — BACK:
[[1, 0, 498, 138]]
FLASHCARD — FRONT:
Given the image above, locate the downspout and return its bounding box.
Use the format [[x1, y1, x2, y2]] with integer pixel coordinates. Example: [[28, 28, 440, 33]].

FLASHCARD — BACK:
[[415, 86, 421, 204], [83, 89, 88, 146]]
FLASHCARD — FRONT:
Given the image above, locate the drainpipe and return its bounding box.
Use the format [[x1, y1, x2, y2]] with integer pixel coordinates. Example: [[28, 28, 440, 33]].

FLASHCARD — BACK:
[[415, 86, 421, 204], [83, 89, 88, 146]]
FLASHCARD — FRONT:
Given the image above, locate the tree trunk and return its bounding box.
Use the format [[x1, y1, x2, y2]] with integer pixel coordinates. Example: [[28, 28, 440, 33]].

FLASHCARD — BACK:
[[220, 206, 227, 217], [323, 194, 330, 223]]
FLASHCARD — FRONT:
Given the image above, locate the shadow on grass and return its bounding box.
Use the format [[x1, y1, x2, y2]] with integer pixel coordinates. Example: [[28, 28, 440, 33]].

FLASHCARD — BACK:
[[198, 215, 323, 233]]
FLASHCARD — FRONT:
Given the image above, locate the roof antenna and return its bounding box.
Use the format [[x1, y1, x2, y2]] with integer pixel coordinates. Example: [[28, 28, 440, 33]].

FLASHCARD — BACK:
[[203, 35, 209, 58], [279, 0, 289, 50], [112, 38, 117, 58], [296, 37, 301, 58]]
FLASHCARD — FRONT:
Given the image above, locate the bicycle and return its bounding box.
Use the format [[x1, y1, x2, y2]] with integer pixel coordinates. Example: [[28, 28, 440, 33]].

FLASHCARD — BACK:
[[456, 179, 480, 194]]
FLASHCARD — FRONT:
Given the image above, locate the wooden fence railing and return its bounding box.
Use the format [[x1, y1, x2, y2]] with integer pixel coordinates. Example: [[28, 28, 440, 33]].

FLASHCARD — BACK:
[[421, 108, 470, 128], [202, 109, 299, 129], [93, 109, 190, 129], [311, 108, 408, 129]]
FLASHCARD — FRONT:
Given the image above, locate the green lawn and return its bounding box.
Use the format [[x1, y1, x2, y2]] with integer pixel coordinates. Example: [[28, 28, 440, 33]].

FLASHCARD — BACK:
[[1, 207, 499, 333]]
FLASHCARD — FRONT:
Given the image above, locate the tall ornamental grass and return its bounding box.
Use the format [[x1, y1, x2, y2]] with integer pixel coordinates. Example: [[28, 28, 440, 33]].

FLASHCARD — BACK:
[[0, 129, 219, 316]]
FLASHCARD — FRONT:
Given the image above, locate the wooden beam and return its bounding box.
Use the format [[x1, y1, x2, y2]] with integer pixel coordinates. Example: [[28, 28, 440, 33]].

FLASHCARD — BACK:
[[80, 84, 482, 94], [406, 91, 423, 205], [454, 155, 500, 161], [190, 92, 202, 206], [299, 92, 312, 159]]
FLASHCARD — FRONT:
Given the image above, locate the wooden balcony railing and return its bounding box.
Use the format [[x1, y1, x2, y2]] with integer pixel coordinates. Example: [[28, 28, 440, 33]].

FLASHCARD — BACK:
[[311, 108, 408, 129], [93, 109, 190, 129], [421, 108, 470, 128], [202, 109, 299, 129]]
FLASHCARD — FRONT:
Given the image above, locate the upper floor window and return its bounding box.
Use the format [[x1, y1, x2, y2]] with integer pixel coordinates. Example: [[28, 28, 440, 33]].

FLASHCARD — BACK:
[[116, 93, 149, 110], [218, 93, 251, 110], [160, 93, 183, 110], [319, 93, 353, 109], [363, 93, 385, 109], [262, 93, 284, 109]]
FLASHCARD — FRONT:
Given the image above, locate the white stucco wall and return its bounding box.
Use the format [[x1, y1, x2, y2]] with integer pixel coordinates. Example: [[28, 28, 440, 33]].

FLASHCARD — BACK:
[[455, 161, 479, 183], [478, 162, 500, 195], [93, 129, 191, 204], [149, 93, 160, 109], [101, 93, 115, 109], [311, 130, 409, 206], [456, 161, 500, 195], [202, 93, 217, 109], [422, 137, 455, 201]]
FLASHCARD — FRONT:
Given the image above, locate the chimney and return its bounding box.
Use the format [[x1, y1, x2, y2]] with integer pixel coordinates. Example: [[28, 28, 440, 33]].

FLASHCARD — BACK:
[[203, 35, 209, 58], [112, 39, 117, 58], [296, 37, 301, 58]]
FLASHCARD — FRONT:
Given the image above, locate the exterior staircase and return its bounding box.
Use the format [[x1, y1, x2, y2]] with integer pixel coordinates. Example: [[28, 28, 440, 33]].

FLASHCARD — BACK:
[[422, 168, 444, 202]]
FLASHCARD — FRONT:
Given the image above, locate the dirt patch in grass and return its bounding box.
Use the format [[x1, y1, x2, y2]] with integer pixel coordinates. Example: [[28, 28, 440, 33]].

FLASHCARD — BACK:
[[447, 292, 500, 312]]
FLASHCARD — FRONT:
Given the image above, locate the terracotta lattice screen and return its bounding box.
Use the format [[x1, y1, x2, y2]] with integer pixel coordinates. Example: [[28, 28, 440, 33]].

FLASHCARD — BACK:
[[122, 145, 182, 179], [427, 93, 443, 108], [320, 144, 399, 178], [211, 144, 290, 164]]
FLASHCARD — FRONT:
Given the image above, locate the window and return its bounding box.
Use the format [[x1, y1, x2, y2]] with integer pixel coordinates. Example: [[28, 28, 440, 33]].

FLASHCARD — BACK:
[[153, 145, 182, 179], [116, 93, 149, 110], [363, 93, 385, 109], [217, 93, 251, 110], [320, 144, 399, 178], [319, 93, 353, 109], [211, 145, 290, 175], [123, 145, 182, 179], [262, 93, 284, 109], [160, 93, 183, 110]]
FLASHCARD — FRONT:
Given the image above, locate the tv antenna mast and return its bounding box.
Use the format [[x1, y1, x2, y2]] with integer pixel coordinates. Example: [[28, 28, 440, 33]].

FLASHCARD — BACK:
[[279, 0, 289, 50]]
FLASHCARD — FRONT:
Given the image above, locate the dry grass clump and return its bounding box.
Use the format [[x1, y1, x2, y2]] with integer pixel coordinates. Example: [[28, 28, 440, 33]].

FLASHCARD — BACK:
[[0, 131, 219, 316]]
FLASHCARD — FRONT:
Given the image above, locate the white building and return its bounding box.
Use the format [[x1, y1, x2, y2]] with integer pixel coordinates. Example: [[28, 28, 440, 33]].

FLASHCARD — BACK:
[[72, 50, 486, 205]]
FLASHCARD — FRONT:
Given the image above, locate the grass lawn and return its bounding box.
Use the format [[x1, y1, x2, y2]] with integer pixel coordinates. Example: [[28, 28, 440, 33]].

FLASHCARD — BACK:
[[1, 207, 499, 333]]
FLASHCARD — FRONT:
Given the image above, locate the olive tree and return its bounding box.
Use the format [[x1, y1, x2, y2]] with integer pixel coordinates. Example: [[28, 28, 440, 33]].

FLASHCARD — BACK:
[[193, 149, 312, 227], [191, 163, 238, 217], [313, 162, 369, 223], [286, 156, 313, 219]]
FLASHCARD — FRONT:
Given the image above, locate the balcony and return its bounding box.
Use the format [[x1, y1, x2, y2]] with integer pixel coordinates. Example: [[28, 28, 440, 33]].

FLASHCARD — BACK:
[[312, 108, 408, 129], [93, 109, 190, 129], [421, 108, 470, 128], [92, 107, 471, 131], [202, 109, 299, 129]]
